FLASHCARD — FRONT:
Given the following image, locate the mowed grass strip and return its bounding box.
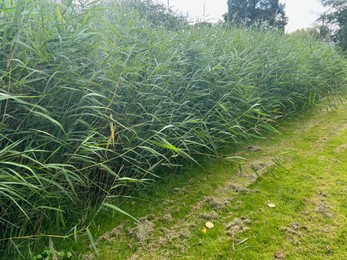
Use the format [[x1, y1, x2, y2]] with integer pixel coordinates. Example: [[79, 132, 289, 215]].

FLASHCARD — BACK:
[[88, 99, 347, 259]]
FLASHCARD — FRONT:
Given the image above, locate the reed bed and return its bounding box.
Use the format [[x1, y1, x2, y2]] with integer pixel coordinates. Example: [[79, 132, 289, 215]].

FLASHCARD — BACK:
[[0, 0, 346, 256]]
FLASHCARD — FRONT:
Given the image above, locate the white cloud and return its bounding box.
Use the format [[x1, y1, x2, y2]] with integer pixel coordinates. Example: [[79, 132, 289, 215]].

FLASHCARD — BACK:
[[164, 0, 226, 23], [281, 0, 326, 32]]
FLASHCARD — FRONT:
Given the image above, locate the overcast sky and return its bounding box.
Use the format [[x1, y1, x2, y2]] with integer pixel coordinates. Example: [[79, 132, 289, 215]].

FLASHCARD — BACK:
[[157, 0, 326, 32]]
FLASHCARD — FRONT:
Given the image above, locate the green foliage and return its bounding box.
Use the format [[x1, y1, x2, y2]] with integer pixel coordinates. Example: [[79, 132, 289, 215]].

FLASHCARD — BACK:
[[120, 0, 188, 29], [225, 0, 288, 30], [32, 248, 72, 260], [0, 0, 346, 257], [290, 27, 329, 42], [319, 0, 347, 50]]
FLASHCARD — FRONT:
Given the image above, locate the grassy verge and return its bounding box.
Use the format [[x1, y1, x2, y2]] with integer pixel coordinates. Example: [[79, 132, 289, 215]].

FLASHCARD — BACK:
[[82, 98, 347, 259]]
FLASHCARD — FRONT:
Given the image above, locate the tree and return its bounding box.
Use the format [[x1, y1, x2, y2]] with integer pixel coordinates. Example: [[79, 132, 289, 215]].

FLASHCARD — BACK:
[[318, 0, 347, 51], [290, 26, 330, 42], [224, 0, 287, 30]]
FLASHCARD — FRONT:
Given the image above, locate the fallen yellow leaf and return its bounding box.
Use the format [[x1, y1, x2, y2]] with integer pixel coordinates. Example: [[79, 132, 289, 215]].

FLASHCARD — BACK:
[[206, 221, 214, 229], [201, 227, 207, 233], [268, 203, 276, 208]]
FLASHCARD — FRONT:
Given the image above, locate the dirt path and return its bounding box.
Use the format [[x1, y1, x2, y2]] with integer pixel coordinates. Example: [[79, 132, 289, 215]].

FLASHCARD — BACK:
[[84, 98, 347, 259]]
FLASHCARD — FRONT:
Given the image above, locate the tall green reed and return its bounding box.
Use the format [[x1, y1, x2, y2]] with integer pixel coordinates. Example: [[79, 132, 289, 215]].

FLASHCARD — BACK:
[[0, 0, 346, 256]]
